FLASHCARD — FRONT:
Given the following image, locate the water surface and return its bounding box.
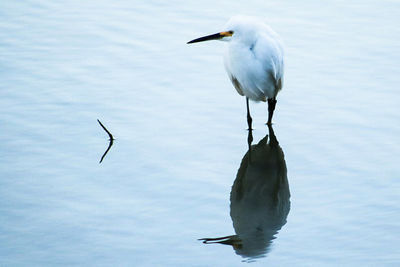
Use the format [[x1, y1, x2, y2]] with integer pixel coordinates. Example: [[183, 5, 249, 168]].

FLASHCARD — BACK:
[[1, 0, 399, 266]]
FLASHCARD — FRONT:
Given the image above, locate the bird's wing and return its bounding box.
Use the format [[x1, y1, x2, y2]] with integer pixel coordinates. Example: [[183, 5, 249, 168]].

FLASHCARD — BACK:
[[259, 48, 284, 97], [269, 70, 282, 91], [256, 30, 284, 96], [229, 75, 245, 96]]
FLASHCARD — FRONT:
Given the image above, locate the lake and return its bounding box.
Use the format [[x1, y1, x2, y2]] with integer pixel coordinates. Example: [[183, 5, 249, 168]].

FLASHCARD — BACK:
[[1, 0, 399, 266]]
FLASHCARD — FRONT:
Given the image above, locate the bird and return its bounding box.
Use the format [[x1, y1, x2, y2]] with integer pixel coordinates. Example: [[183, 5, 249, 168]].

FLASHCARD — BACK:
[[187, 15, 284, 128]]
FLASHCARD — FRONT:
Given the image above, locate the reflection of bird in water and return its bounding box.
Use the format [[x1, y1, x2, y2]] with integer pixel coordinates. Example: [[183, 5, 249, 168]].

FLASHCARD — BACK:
[[200, 125, 290, 261], [187, 15, 285, 127]]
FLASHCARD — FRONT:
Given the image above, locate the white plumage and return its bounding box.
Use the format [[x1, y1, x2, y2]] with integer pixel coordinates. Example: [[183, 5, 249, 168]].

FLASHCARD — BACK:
[[188, 15, 285, 126], [223, 16, 284, 101]]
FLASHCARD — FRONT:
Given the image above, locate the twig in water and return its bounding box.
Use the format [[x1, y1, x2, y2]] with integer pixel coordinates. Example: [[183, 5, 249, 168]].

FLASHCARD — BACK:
[[98, 119, 114, 163]]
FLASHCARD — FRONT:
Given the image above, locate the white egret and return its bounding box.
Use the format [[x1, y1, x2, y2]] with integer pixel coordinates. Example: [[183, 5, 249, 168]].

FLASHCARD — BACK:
[[187, 15, 284, 127]]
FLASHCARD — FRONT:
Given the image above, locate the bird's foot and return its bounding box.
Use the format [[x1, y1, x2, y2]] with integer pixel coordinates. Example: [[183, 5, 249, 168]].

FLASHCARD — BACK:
[[247, 131, 253, 148], [247, 116, 253, 130]]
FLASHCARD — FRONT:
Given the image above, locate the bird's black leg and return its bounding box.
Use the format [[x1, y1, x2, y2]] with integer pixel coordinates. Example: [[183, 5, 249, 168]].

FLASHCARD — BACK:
[[267, 97, 277, 125], [247, 126, 253, 163], [246, 97, 253, 130]]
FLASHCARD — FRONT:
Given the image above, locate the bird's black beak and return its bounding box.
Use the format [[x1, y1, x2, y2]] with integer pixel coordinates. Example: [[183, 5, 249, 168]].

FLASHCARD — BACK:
[[187, 31, 233, 44]]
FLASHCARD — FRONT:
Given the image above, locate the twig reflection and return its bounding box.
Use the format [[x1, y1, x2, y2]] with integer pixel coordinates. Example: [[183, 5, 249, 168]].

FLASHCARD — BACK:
[[98, 119, 114, 163]]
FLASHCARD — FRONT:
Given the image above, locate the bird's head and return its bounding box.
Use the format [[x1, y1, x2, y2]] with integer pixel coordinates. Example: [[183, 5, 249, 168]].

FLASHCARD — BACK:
[[187, 15, 263, 45]]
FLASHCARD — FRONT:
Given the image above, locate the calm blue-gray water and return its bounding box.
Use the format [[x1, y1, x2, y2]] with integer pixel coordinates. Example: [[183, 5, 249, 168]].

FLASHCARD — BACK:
[[1, 0, 399, 266]]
